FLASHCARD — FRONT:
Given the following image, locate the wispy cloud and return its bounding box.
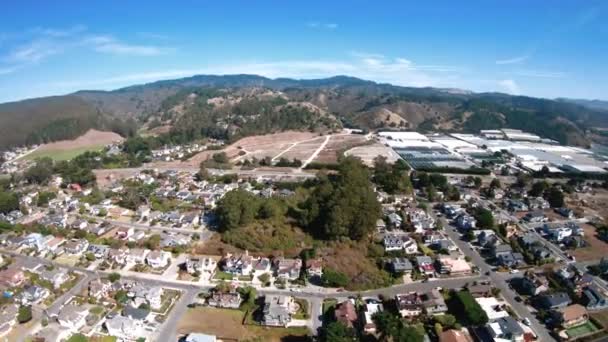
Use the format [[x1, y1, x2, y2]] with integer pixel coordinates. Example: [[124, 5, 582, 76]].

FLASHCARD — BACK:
[[306, 22, 338, 30], [84, 35, 173, 56], [0, 66, 18, 75], [32, 25, 87, 37], [498, 79, 520, 94], [51, 53, 468, 91], [512, 70, 566, 78], [496, 55, 528, 65], [136, 32, 169, 40], [6, 40, 61, 63]]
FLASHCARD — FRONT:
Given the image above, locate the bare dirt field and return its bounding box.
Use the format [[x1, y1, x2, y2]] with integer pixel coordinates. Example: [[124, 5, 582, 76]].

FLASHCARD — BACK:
[[572, 223, 608, 262], [24, 129, 124, 161], [177, 307, 309, 342], [313, 134, 368, 163], [187, 131, 319, 166], [344, 142, 400, 166]]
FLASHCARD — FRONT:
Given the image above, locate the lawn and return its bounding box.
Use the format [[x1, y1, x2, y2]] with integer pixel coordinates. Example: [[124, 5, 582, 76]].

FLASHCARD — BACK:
[[177, 307, 310, 342], [566, 320, 600, 339], [213, 271, 234, 281], [22, 145, 105, 161]]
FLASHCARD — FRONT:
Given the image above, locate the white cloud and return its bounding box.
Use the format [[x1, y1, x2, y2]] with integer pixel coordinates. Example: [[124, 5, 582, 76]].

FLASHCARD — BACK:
[[51, 54, 467, 91], [84, 35, 173, 56], [512, 70, 566, 78], [33, 25, 87, 37], [306, 22, 338, 30], [496, 55, 528, 65], [6, 40, 60, 63], [498, 79, 520, 94]]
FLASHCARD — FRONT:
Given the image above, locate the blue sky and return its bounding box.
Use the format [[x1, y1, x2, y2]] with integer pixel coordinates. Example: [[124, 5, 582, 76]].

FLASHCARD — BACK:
[[0, 0, 606, 103]]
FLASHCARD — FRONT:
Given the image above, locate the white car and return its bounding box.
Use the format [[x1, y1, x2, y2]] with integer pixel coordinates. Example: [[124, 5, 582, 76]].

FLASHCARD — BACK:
[[509, 269, 520, 274], [523, 317, 531, 326]]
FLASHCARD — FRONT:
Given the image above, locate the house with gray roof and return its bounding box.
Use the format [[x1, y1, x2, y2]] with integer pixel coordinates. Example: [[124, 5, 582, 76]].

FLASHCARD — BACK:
[[262, 295, 294, 327]]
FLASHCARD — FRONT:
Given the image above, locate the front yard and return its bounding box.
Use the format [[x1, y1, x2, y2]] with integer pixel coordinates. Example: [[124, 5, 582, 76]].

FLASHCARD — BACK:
[[177, 307, 310, 342]]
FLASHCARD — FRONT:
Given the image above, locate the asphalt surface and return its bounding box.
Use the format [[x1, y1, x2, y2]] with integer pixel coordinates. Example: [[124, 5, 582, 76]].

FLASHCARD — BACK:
[[436, 212, 556, 341]]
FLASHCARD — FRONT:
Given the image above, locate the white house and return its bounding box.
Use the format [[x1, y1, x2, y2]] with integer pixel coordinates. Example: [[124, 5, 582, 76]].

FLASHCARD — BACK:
[[146, 250, 171, 269]]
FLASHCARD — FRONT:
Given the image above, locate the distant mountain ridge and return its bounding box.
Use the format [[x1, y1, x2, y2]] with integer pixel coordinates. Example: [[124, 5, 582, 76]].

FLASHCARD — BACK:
[[1, 74, 607, 149]]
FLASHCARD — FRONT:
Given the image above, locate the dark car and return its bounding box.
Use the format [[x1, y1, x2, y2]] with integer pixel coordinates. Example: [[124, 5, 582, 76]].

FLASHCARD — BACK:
[[514, 296, 523, 302]]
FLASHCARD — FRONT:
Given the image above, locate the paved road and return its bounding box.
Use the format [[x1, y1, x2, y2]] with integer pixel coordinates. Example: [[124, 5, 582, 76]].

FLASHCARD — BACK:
[[436, 212, 555, 341], [103, 218, 213, 237], [157, 287, 198, 342]]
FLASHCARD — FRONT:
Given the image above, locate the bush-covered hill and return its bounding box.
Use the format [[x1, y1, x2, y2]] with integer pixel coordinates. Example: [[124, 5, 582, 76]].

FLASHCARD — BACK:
[[1, 74, 607, 148]]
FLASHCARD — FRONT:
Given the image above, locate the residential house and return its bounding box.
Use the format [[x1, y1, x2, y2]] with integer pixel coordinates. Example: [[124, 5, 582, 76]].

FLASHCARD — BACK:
[[416, 256, 435, 277], [421, 289, 448, 315], [127, 248, 149, 264], [383, 234, 418, 254], [88, 278, 112, 300], [64, 239, 89, 255], [274, 258, 302, 280], [363, 299, 384, 334], [524, 211, 547, 223], [527, 197, 550, 210], [185, 333, 217, 342], [146, 250, 171, 269], [130, 285, 164, 310], [18, 285, 49, 305], [222, 253, 254, 276], [552, 304, 588, 328], [437, 256, 472, 276], [0, 268, 25, 287], [116, 226, 134, 240], [582, 285, 608, 310], [468, 284, 492, 298], [105, 316, 144, 340], [44, 236, 66, 254], [87, 244, 109, 259], [305, 258, 323, 278], [386, 212, 403, 228], [477, 230, 498, 248], [71, 219, 88, 230], [334, 300, 357, 329], [186, 256, 217, 275], [252, 257, 272, 278], [57, 305, 89, 331], [487, 316, 524, 342], [539, 292, 572, 310], [543, 223, 573, 242], [39, 268, 69, 289], [262, 295, 294, 327], [389, 258, 413, 274], [520, 271, 549, 296], [207, 291, 241, 309], [556, 207, 575, 219], [108, 248, 128, 265], [507, 200, 528, 212], [123, 305, 151, 324], [456, 214, 476, 230], [439, 330, 473, 342], [395, 292, 423, 318]]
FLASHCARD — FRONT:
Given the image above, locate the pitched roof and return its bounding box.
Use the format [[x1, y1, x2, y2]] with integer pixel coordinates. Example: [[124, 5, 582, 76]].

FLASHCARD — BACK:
[[560, 304, 587, 322]]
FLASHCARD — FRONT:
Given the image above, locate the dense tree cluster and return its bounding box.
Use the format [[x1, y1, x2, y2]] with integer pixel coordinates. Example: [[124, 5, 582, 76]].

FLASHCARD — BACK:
[[319, 322, 358, 342], [373, 156, 412, 194], [412, 172, 460, 201], [452, 290, 489, 325], [299, 157, 381, 240], [474, 207, 495, 229], [215, 189, 287, 231], [373, 311, 425, 342], [0, 191, 19, 214]]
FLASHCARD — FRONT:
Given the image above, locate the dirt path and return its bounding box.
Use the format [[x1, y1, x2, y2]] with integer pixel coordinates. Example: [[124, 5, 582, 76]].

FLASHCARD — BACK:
[[300, 135, 331, 170]]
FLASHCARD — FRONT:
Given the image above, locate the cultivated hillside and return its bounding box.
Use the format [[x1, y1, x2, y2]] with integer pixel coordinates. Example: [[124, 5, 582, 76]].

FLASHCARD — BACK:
[[1, 75, 607, 148]]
